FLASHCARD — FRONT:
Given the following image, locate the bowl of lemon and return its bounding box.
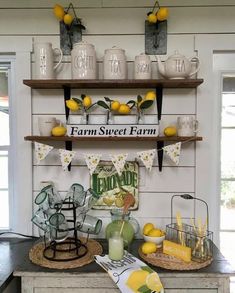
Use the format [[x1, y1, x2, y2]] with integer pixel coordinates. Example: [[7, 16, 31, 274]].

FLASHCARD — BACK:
[[142, 223, 165, 247]]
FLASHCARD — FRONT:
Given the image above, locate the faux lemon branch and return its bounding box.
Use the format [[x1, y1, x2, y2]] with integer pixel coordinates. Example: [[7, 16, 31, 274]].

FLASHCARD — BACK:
[[66, 94, 97, 124], [147, 1, 169, 24]]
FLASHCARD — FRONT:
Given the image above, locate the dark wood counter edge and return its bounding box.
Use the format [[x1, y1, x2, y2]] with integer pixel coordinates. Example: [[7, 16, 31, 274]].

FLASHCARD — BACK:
[[0, 237, 234, 290], [24, 136, 203, 142], [23, 79, 204, 89]]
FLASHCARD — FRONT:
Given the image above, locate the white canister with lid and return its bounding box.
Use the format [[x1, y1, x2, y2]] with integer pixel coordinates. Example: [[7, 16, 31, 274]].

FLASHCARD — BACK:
[[103, 46, 127, 79], [134, 53, 152, 79], [71, 41, 97, 79]]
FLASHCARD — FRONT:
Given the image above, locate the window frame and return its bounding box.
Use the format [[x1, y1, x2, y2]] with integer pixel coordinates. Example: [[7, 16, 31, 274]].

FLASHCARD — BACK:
[[0, 60, 14, 230], [0, 37, 32, 235]]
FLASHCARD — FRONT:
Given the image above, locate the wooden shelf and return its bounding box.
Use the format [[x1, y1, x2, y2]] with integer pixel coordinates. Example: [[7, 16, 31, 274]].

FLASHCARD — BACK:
[[23, 79, 204, 89], [24, 135, 203, 142]]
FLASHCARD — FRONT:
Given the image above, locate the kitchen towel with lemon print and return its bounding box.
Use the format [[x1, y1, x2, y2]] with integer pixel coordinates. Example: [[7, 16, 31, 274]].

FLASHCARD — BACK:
[[95, 252, 163, 293]]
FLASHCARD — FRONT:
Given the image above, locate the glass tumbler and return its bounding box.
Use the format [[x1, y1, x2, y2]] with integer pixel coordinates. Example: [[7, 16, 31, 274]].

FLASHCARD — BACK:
[[108, 231, 124, 261]]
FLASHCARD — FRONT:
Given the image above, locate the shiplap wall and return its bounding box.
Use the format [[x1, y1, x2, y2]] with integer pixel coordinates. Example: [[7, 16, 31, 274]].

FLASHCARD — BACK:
[[2, 0, 235, 239]]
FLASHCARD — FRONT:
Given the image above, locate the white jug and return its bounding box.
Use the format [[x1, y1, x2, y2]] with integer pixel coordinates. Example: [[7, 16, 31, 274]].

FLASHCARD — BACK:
[[134, 53, 151, 79], [71, 41, 97, 79], [34, 42, 63, 79], [103, 46, 127, 79]]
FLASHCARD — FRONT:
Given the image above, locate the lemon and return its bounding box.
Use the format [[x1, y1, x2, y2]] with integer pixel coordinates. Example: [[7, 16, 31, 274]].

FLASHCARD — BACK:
[[51, 126, 67, 136], [147, 13, 157, 24], [66, 99, 79, 111], [118, 104, 131, 114], [156, 7, 169, 21], [103, 197, 114, 206], [63, 13, 74, 25], [164, 126, 177, 137], [148, 229, 162, 237], [126, 270, 149, 291], [146, 272, 163, 292], [141, 242, 157, 254], [145, 91, 156, 100], [83, 96, 92, 108], [111, 100, 120, 111], [53, 4, 65, 21], [115, 197, 124, 208], [143, 223, 155, 235]]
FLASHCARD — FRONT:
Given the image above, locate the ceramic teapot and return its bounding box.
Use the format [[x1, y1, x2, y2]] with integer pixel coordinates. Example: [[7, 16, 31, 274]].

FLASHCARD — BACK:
[[156, 50, 200, 79], [105, 209, 139, 248]]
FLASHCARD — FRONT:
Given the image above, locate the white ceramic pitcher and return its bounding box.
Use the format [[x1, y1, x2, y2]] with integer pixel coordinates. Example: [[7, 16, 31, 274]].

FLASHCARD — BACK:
[[34, 42, 63, 79]]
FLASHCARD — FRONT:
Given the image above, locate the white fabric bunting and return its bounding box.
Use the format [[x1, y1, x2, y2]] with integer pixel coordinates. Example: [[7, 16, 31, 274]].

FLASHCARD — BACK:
[[163, 142, 181, 165], [137, 149, 156, 171], [110, 153, 128, 176], [35, 142, 53, 164], [84, 154, 102, 175], [59, 149, 76, 171]]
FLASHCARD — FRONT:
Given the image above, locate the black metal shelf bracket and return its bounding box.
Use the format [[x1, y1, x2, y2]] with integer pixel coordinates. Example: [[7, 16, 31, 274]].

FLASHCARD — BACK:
[[157, 141, 164, 172], [63, 86, 71, 123], [65, 141, 73, 171], [156, 86, 163, 121], [63, 86, 72, 171]]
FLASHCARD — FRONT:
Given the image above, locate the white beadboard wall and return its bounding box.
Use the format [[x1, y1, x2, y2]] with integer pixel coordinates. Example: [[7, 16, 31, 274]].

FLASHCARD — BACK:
[[3, 0, 235, 239]]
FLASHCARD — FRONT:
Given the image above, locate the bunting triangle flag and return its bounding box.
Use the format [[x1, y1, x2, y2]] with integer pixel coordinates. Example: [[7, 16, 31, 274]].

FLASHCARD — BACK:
[[137, 149, 156, 171], [59, 149, 76, 171], [84, 153, 102, 175], [35, 142, 53, 164], [110, 153, 128, 176], [163, 142, 181, 165]]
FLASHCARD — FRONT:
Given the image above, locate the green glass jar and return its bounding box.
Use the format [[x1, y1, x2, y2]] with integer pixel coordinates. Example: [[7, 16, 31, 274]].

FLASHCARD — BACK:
[[105, 209, 139, 248]]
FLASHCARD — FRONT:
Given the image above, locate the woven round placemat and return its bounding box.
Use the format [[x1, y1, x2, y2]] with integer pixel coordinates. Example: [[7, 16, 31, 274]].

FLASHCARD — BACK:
[[29, 238, 102, 269], [139, 247, 213, 270]]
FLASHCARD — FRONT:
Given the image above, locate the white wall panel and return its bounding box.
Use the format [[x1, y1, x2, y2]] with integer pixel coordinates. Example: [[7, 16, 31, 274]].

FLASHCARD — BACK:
[[31, 138, 195, 168], [31, 35, 195, 61], [33, 165, 194, 193], [1, 0, 234, 8], [1, 7, 235, 35], [31, 88, 196, 115]]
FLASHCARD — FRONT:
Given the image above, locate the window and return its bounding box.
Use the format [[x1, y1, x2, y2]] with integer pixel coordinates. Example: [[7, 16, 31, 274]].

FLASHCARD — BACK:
[[220, 76, 235, 267], [0, 64, 11, 230]]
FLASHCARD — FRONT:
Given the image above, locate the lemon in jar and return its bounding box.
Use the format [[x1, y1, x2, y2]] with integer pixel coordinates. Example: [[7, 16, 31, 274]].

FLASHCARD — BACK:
[[144, 91, 156, 101], [53, 4, 65, 21], [147, 13, 157, 24], [66, 99, 80, 111], [63, 13, 74, 26], [111, 100, 120, 111], [118, 104, 131, 114], [83, 96, 92, 108], [156, 7, 169, 21]]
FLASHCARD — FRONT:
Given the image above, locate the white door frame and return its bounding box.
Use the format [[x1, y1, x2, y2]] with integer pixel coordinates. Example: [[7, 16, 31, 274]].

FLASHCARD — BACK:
[[195, 34, 235, 246], [0, 37, 32, 235]]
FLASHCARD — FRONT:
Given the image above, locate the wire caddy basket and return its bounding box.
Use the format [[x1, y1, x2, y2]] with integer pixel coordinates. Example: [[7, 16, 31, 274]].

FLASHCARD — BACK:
[[165, 194, 213, 263], [32, 183, 102, 262]]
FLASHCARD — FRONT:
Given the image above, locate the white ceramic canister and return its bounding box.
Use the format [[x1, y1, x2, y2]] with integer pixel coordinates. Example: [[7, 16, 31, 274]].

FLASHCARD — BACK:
[[71, 41, 97, 79], [134, 53, 152, 79], [34, 42, 63, 79], [103, 46, 127, 79]]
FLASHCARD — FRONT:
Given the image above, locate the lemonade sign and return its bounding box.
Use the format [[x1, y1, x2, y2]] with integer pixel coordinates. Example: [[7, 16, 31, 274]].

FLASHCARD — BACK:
[[91, 161, 139, 210]]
